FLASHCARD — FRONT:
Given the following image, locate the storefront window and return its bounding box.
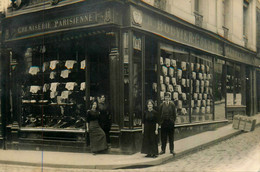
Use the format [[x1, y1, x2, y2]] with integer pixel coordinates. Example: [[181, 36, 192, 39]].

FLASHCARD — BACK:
[[18, 33, 112, 130], [159, 44, 190, 124], [226, 62, 244, 106], [132, 34, 143, 127], [214, 59, 226, 120], [190, 54, 213, 122]]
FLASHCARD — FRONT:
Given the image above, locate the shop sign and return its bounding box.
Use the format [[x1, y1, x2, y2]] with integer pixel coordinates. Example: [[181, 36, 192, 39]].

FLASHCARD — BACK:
[[130, 6, 223, 57], [225, 45, 255, 65], [4, 7, 116, 41]]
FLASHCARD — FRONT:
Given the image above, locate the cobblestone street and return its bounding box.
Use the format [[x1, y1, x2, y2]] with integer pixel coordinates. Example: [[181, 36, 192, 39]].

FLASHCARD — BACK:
[[0, 127, 260, 172]]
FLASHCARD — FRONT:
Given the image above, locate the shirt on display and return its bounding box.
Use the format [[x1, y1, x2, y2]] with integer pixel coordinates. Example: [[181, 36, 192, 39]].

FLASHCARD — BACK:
[[169, 67, 174, 77], [173, 92, 178, 100], [65, 82, 77, 90], [201, 107, 205, 114], [50, 91, 58, 98], [50, 60, 59, 70], [171, 77, 176, 86], [165, 77, 170, 85], [168, 84, 174, 92], [30, 86, 41, 93], [65, 60, 77, 69], [201, 64, 205, 72], [43, 84, 50, 92], [182, 79, 186, 87], [160, 75, 164, 84], [50, 82, 59, 92], [50, 72, 56, 79], [160, 57, 164, 65], [61, 70, 71, 78], [191, 63, 194, 71], [29, 66, 40, 75], [81, 60, 86, 69], [206, 106, 211, 113], [177, 69, 182, 79], [80, 82, 86, 91], [181, 62, 187, 71], [61, 91, 71, 99], [165, 58, 170, 67], [171, 59, 176, 67]]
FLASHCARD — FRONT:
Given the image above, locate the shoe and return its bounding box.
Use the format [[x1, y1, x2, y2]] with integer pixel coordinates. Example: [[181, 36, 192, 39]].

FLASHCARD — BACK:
[[151, 155, 157, 158], [145, 154, 151, 157], [159, 151, 165, 155], [170, 151, 176, 156]]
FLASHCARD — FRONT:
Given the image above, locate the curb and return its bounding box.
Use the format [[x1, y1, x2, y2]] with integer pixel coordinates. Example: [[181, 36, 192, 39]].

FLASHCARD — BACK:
[[0, 123, 259, 170]]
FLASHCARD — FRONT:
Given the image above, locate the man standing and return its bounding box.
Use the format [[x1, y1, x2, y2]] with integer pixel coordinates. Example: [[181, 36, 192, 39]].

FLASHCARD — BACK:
[[159, 92, 176, 155]]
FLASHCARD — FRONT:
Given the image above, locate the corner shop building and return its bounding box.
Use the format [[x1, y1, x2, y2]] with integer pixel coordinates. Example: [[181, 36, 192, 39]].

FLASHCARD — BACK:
[[0, 0, 259, 153]]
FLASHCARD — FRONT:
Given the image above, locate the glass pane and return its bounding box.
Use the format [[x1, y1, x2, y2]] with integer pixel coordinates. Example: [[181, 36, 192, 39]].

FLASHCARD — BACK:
[[214, 59, 226, 120], [132, 34, 143, 127], [191, 54, 213, 122], [160, 49, 190, 124]]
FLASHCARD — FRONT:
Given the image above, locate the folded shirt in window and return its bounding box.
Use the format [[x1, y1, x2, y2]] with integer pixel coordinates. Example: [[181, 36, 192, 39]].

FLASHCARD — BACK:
[[65, 60, 77, 69], [61, 91, 72, 99], [81, 60, 86, 70], [29, 66, 40, 75], [80, 82, 86, 91], [50, 71, 56, 79], [60, 70, 71, 78], [43, 84, 50, 92], [65, 82, 77, 91], [30, 86, 41, 93], [50, 60, 59, 70], [50, 91, 58, 98], [50, 82, 59, 92]]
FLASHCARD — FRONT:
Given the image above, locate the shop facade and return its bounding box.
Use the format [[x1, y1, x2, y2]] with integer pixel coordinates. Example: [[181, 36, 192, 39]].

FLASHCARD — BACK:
[[1, 0, 259, 153]]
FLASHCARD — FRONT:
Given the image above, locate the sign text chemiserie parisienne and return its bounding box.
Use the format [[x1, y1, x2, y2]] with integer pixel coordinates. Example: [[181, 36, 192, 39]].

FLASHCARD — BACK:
[[17, 12, 97, 35]]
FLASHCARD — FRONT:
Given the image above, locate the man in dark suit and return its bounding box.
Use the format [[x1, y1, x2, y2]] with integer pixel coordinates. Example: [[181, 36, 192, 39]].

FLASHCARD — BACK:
[[159, 92, 176, 155]]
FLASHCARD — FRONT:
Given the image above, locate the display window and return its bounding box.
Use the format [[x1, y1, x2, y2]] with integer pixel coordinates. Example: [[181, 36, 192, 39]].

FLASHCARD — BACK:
[[11, 33, 113, 130], [159, 44, 190, 124], [190, 54, 213, 122], [226, 62, 244, 106]]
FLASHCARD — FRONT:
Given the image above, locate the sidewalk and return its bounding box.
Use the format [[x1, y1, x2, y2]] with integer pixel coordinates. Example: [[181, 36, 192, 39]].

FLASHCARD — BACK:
[[0, 114, 259, 170]]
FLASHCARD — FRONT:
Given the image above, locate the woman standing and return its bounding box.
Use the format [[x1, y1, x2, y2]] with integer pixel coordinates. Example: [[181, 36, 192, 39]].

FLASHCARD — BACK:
[[86, 100, 108, 154], [141, 99, 159, 158], [98, 95, 111, 144]]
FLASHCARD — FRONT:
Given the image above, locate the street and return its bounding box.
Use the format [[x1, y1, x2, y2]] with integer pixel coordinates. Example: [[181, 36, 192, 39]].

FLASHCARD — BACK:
[[0, 127, 260, 172]]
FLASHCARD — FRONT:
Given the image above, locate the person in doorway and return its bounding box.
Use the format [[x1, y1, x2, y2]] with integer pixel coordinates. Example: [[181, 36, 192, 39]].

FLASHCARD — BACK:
[[141, 99, 159, 158], [98, 94, 111, 144], [159, 92, 177, 156], [86, 100, 108, 154]]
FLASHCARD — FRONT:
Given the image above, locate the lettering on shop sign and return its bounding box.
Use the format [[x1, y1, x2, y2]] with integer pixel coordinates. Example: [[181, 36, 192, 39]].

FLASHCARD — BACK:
[[225, 45, 255, 65], [17, 12, 97, 34], [5, 7, 113, 40], [131, 6, 223, 56]]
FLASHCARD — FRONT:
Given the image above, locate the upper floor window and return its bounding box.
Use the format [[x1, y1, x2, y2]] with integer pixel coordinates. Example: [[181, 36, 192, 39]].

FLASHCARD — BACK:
[[243, 0, 249, 46], [194, 0, 200, 13]]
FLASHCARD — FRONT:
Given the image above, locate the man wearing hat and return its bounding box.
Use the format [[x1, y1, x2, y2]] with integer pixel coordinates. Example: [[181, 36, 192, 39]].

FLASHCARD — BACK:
[[159, 92, 176, 155]]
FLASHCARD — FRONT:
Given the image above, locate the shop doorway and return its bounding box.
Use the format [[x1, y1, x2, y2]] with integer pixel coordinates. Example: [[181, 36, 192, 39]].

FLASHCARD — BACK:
[[87, 35, 110, 105]]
